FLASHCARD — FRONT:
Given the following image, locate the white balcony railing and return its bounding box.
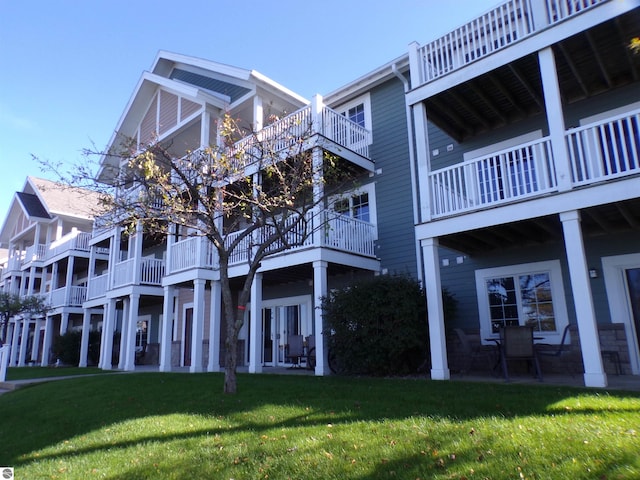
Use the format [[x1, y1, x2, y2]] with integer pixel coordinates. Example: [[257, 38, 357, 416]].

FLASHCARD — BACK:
[[168, 236, 216, 274], [412, 0, 606, 87], [88, 273, 108, 300], [112, 257, 165, 288], [23, 244, 47, 264], [567, 109, 640, 186], [228, 104, 370, 172], [429, 108, 640, 218], [46, 231, 92, 260], [49, 285, 87, 308], [225, 210, 376, 265]]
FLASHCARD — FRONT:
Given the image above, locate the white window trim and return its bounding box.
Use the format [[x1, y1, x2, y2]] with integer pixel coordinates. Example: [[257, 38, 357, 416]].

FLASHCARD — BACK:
[[602, 253, 640, 375], [475, 260, 569, 344], [335, 93, 372, 143]]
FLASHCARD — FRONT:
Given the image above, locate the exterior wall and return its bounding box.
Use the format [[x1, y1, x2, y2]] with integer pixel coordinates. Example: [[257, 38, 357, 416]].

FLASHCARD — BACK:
[[369, 78, 418, 277]]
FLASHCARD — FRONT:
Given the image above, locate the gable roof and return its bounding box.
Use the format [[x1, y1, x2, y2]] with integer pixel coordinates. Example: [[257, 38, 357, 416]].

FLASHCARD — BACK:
[[27, 177, 101, 220]]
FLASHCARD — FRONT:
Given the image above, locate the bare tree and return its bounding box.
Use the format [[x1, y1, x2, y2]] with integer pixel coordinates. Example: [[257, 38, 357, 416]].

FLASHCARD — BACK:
[[46, 112, 359, 393], [0, 292, 49, 346]]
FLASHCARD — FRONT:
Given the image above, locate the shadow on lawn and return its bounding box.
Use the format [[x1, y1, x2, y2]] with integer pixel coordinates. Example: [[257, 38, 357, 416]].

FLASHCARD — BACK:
[[1, 372, 639, 468]]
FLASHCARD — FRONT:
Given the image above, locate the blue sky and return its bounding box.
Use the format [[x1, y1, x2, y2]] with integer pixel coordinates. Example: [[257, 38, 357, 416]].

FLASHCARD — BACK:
[[0, 0, 498, 219]]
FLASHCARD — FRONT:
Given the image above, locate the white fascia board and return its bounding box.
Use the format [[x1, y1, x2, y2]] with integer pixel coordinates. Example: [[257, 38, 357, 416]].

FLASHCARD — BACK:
[[415, 176, 640, 240], [250, 70, 308, 106], [406, 0, 638, 106], [324, 54, 409, 107]]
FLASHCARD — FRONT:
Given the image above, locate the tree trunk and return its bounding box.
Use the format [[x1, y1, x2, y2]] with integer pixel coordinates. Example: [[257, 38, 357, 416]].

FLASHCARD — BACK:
[[223, 322, 239, 394]]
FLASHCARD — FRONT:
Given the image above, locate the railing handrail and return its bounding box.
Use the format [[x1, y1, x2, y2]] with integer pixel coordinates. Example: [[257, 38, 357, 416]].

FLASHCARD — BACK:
[[414, 0, 607, 86], [565, 107, 640, 135]]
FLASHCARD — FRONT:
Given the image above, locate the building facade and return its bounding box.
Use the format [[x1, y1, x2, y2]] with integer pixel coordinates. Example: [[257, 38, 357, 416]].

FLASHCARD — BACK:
[[2, 0, 638, 389]]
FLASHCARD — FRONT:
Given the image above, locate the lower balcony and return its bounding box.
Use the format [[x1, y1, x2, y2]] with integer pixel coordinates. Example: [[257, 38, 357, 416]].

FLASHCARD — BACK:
[[164, 209, 377, 274], [429, 108, 640, 218], [49, 285, 87, 308]]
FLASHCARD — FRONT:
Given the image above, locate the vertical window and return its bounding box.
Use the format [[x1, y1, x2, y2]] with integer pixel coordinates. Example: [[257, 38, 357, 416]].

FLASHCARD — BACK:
[[477, 261, 567, 341], [333, 193, 370, 222], [486, 272, 556, 333], [346, 104, 366, 128]]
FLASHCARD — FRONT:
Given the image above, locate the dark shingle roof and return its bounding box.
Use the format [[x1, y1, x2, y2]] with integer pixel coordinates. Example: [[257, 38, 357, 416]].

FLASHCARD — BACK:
[[16, 192, 51, 219]]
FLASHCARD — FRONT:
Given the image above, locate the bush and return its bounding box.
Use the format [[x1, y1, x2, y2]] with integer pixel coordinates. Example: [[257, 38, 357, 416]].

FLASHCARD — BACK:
[[52, 330, 101, 366], [322, 275, 428, 376]]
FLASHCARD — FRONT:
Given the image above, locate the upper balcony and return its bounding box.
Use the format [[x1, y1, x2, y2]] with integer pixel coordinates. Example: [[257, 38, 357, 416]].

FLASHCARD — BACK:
[[409, 0, 608, 91], [429, 108, 640, 218], [227, 101, 372, 176]]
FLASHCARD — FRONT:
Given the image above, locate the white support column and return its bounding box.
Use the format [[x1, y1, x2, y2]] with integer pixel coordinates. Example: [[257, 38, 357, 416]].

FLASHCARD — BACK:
[[412, 102, 432, 223], [31, 317, 42, 363], [132, 222, 143, 285], [27, 266, 36, 295], [253, 95, 263, 132], [60, 313, 69, 335], [539, 47, 572, 192], [123, 294, 140, 371], [10, 319, 20, 366], [118, 297, 129, 370], [17, 316, 30, 366], [421, 237, 450, 380], [79, 309, 92, 367], [190, 279, 206, 373], [65, 256, 75, 304], [100, 299, 117, 370], [408, 41, 423, 88], [160, 286, 175, 372], [560, 210, 607, 388], [40, 316, 53, 366], [248, 272, 263, 373], [313, 260, 328, 376], [208, 280, 221, 372]]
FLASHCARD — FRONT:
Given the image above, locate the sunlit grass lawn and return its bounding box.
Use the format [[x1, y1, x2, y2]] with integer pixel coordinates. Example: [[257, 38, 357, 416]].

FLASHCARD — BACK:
[[1, 372, 639, 479]]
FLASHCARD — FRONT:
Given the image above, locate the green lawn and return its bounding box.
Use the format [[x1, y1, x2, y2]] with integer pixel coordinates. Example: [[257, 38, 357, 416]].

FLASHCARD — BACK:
[[0, 372, 639, 479], [5, 366, 109, 381]]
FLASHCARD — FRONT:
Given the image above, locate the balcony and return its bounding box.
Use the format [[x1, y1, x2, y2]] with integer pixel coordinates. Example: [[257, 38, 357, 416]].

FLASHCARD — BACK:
[[45, 231, 92, 260], [227, 103, 371, 174], [430, 108, 640, 218], [167, 236, 217, 275], [410, 0, 606, 88], [49, 285, 87, 308], [225, 209, 377, 266], [23, 244, 47, 266]]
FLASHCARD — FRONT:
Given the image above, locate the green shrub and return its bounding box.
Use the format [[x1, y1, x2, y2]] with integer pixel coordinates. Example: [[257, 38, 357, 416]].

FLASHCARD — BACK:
[[52, 330, 101, 366], [322, 275, 428, 376]]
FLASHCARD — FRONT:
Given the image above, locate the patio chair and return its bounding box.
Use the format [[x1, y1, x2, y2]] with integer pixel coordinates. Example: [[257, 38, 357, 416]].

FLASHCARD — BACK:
[[536, 324, 580, 376], [285, 334, 304, 369], [499, 325, 543, 382], [453, 328, 497, 375], [305, 335, 316, 370]]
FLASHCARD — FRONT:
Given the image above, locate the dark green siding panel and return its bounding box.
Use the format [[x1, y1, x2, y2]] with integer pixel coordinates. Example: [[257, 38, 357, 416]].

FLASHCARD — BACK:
[[369, 78, 418, 278]]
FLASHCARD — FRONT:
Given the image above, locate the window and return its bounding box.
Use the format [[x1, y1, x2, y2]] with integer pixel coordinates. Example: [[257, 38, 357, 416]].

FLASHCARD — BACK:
[[335, 94, 372, 133], [476, 260, 569, 342], [334, 193, 370, 222], [330, 183, 376, 224]]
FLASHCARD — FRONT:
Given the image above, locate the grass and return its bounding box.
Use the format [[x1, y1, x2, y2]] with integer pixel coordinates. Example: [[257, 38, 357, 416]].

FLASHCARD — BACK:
[[0, 373, 639, 479]]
